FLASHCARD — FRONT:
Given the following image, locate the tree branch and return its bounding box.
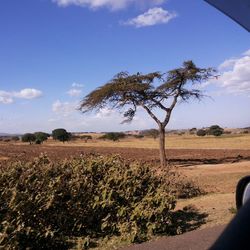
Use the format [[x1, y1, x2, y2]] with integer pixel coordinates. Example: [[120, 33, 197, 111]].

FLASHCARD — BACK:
[[141, 104, 160, 125], [151, 97, 168, 111], [163, 92, 179, 127]]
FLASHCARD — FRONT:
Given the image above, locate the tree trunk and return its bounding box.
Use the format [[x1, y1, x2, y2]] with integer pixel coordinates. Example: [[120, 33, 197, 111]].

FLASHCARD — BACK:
[[158, 125, 167, 167]]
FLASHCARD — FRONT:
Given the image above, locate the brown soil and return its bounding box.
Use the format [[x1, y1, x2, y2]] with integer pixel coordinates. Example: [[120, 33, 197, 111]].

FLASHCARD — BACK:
[[176, 161, 250, 228], [1, 144, 250, 165]]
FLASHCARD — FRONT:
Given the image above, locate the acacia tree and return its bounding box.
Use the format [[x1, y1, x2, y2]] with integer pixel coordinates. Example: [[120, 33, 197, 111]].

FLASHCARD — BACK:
[[52, 128, 71, 143], [22, 133, 36, 145], [79, 61, 215, 167], [34, 132, 50, 144]]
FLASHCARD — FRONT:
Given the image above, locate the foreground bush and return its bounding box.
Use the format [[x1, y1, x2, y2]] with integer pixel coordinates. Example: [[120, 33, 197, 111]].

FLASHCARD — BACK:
[[0, 155, 177, 249]]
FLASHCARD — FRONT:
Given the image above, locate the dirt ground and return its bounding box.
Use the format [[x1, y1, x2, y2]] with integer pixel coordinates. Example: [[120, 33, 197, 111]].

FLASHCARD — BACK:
[[176, 161, 250, 228], [1, 143, 250, 165]]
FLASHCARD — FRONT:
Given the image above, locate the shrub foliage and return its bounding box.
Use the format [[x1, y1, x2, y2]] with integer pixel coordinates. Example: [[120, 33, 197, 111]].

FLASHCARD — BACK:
[[34, 132, 50, 143], [99, 132, 126, 141], [52, 128, 71, 142], [0, 155, 176, 249], [196, 129, 206, 137], [21, 133, 36, 144], [140, 129, 159, 139], [207, 125, 224, 137]]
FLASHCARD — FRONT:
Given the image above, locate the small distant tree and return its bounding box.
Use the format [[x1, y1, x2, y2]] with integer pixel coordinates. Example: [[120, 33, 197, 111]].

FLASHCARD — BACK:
[[22, 133, 36, 144], [208, 125, 224, 137], [189, 128, 197, 135], [81, 135, 93, 143], [140, 129, 159, 139], [79, 61, 215, 167], [52, 129, 71, 143], [11, 136, 20, 142], [134, 134, 144, 139], [99, 132, 125, 141], [196, 129, 206, 137], [34, 132, 49, 144]]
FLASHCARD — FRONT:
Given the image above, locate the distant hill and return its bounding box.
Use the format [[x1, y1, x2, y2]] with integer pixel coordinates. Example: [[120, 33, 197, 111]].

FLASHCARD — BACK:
[[0, 133, 22, 137], [0, 133, 11, 136]]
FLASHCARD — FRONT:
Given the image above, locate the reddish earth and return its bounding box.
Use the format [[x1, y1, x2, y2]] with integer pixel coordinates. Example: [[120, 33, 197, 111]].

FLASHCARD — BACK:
[[1, 144, 250, 165]]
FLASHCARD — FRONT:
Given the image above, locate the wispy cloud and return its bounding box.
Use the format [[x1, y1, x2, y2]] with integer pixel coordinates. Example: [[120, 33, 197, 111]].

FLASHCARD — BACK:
[[0, 88, 42, 104], [72, 82, 84, 88], [52, 100, 77, 117], [215, 49, 250, 96], [52, 0, 165, 10], [67, 82, 84, 97], [67, 88, 82, 97], [49, 104, 153, 132], [122, 7, 177, 28]]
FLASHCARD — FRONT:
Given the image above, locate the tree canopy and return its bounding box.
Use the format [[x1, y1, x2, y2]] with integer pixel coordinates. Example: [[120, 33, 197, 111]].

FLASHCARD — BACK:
[[99, 132, 126, 141], [140, 129, 159, 139], [22, 133, 36, 144], [80, 61, 216, 167], [34, 132, 50, 143], [80, 61, 215, 126], [52, 129, 71, 143], [207, 125, 224, 136]]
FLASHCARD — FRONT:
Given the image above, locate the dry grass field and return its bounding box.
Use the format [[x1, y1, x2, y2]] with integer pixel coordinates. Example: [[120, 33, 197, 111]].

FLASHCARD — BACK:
[[40, 133, 250, 150]]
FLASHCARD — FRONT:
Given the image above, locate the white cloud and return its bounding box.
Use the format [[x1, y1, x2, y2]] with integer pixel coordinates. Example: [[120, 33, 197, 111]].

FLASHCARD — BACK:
[[95, 107, 114, 118], [67, 88, 82, 97], [72, 82, 84, 88], [215, 50, 250, 96], [52, 0, 165, 10], [218, 58, 238, 71], [49, 105, 154, 132], [0, 88, 42, 104], [243, 49, 250, 56], [52, 100, 77, 116], [13, 88, 42, 99], [0, 91, 14, 104], [123, 7, 177, 28]]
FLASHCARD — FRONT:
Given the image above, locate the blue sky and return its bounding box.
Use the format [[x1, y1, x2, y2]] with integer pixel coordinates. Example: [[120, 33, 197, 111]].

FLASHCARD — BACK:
[[0, 0, 250, 133]]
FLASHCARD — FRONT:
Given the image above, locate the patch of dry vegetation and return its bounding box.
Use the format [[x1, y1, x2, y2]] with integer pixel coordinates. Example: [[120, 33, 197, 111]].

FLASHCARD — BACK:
[[40, 134, 250, 150], [0, 154, 204, 249]]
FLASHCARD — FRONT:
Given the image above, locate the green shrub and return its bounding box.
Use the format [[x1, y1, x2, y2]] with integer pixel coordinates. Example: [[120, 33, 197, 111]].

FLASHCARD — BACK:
[[140, 129, 159, 139], [22, 133, 36, 144], [34, 132, 50, 143], [0, 155, 176, 249], [35, 139, 42, 144], [81, 135, 93, 142], [207, 125, 224, 136], [196, 129, 206, 137], [99, 132, 126, 141], [52, 128, 71, 142], [134, 134, 144, 139], [173, 178, 206, 199]]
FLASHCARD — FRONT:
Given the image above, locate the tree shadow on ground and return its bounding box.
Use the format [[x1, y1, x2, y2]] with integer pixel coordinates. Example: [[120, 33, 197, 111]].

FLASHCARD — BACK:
[[167, 204, 209, 236]]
